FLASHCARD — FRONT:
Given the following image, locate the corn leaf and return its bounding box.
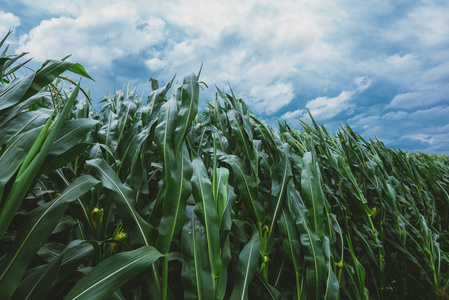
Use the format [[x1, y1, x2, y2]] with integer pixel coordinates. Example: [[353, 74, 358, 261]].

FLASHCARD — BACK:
[[173, 73, 199, 155], [48, 118, 99, 156], [278, 208, 302, 298], [0, 175, 99, 299], [268, 143, 292, 243], [156, 144, 193, 254], [63, 246, 163, 300], [0, 74, 34, 113], [143, 74, 175, 124], [68, 63, 95, 81], [191, 155, 222, 278], [301, 151, 325, 239], [86, 158, 152, 246], [289, 184, 327, 300], [154, 97, 178, 181], [13, 254, 64, 300], [0, 82, 80, 238], [230, 227, 260, 300], [181, 202, 215, 300], [0, 129, 41, 201], [216, 150, 265, 226]]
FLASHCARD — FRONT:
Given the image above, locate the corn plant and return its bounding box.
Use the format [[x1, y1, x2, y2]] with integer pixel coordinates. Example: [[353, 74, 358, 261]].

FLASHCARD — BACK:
[[0, 31, 448, 299]]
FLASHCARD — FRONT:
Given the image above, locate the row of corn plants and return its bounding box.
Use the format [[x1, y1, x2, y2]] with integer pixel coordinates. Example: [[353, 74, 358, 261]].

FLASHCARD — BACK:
[[1, 31, 448, 299]]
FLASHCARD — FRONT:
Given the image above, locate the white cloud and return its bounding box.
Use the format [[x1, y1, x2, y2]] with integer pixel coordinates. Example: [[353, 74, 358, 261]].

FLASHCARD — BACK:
[[403, 133, 435, 145], [17, 0, 92, 16], [281, 76, 371, 121], [244, 81, 295, 115], [145, 58, 167, 72], [362, 52, 449, 110], [17, 3, 165, 69], [385, 91, 448, 110], [281, 109, 304, 121], [423, 61, 449, 84], [306, 91, 356, 120], [0, 11, 20, 36], [383, 111, 408, 120], [385, 75, 449, 110], [361, 53, 423, 89], [386, 92, 424, 109], [353, 76, 372, 92], [386, 2, 449, 48]]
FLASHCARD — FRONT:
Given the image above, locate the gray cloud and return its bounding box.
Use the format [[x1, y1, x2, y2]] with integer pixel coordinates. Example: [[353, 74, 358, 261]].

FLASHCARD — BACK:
[[348, 106, 449, 153], [6, 0, 449, 152]]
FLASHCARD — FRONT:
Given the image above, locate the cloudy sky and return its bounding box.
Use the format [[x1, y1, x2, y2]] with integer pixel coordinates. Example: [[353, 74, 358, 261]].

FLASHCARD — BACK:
[[2, 0, 449, 153]]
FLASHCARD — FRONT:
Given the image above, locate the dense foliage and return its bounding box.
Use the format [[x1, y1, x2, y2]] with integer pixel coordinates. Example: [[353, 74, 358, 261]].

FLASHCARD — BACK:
[[1, 31, 448, 299]]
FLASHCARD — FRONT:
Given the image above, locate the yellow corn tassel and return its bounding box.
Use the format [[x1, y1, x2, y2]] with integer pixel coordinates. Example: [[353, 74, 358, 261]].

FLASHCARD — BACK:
[[90, 207, 104, 229]]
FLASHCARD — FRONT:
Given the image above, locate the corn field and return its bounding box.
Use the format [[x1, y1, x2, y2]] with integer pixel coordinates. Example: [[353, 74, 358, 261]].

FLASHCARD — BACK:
[[1, 31, 449, 299]]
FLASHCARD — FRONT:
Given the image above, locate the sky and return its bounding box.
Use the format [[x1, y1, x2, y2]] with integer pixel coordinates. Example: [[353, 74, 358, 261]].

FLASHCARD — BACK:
[[1, 0, 449, 154]]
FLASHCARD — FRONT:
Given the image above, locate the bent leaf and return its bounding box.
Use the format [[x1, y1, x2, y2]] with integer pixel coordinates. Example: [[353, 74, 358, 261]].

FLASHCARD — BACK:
[[0, 175, 99, 299], [64, 246, 163, 300]]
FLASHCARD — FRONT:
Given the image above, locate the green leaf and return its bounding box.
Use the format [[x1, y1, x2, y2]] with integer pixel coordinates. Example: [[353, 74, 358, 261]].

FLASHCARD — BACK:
[[37, 242, 66, 262], [156, 144, 193, 254], [278, 209, 302, 298], [0, 127, 41, 201], [58, 242, 95, 280], [0, 175, 99, 299], [254, 272, 282, 300], [97, 110, 119, 152], [16, 110, 55, 177], [230, 227, 260, 300], [173, 73, 199, 155], [216, 150, 265, 226], [0, 108, 51, 143], [154, 97, 178, 181], [181, 203, 215, 300], [227, 110, 252, 166], [334, 147, 372, 216], [191, 155, 222, 279], [322, 237, 339, 300], [268, 143, 292, 243], [215, 237, 232, 300], [116, 99, 137, 145], [214, 167, 230, 230], [0, 93, 50, 128], [52, 215, 78, 234], [116, 123, 149, 189], [68, 63, 95, 81], [23, 59, 75, 101], [289, 184, 327, 300], [0, 74, 35, 113], [63, 246, 163, 300], [13, 254, 64, 300], [0, 30, 12, 51], [86, 158, 152, 246], [144, 74, 175, 121], [0, 82, 80, 238], [2, 57, 32, 79], [301, 151, 325, 239], [49, 118, 99, 156], [42, 142, 91, 173]]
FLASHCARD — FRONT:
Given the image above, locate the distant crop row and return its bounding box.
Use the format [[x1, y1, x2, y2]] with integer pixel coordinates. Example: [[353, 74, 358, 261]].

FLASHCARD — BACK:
[[1, 30, 448, 299]]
